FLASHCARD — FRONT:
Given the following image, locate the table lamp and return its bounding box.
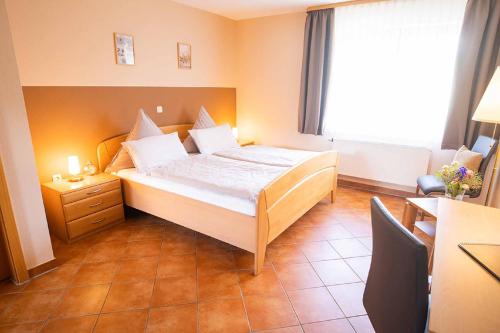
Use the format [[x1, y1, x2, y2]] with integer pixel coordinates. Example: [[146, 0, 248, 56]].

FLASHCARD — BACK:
[[472, 66, 500, 206], [67, 155, 83, 182]]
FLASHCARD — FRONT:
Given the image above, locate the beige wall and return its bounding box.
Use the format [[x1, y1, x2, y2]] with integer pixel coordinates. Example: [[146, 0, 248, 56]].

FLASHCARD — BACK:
[[236, 13, 454, 190], [0, 0, 54, 270], [6, 0, 236, 87]]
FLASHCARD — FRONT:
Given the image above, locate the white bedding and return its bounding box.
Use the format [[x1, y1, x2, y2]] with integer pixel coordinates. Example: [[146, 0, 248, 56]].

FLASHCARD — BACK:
[[151, 154, 287, 201], [214, 145, 318, 167], [117, 168, 257, 216]]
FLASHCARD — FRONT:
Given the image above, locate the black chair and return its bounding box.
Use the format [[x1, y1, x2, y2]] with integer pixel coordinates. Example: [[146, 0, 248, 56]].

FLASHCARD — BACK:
[[363, 197, 429, 333], [416, 135, 498, 198]]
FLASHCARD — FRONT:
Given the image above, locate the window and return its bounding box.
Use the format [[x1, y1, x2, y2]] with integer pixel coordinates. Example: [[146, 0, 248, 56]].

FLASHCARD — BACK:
[[324, 0, 467, 148]]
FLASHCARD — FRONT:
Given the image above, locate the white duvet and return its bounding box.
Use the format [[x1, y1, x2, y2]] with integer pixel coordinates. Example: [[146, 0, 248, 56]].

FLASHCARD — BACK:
[[214, 145, 318, 167], [150, 154, 287, 201]]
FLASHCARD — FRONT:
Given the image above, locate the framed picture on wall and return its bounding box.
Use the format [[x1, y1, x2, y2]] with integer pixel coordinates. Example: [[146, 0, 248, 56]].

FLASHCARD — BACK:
[[177, 42, 191, 69], [114, 33, 135, 65]]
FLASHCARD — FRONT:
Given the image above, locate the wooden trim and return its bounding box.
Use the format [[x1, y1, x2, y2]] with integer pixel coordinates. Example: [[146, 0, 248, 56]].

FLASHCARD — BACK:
[[307, 0, 387, 12], [28, 258, 57, 278], [338, 175, 415, 198], [0, 156, 29, 283]]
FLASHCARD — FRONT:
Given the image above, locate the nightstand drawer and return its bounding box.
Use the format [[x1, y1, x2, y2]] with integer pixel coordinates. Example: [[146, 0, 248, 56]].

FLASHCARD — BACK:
[[61, 179, 121, 204], [67, 204, 124, 239], [63, 188, 122, 221]]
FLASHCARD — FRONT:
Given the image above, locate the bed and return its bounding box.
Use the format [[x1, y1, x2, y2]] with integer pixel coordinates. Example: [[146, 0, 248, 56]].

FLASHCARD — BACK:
[[97, 124, 339, 274]]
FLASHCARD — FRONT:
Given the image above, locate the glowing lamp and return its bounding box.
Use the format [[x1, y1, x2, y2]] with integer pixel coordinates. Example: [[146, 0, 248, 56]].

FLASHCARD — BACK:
[[232, 127, 239, 139], [67, 155, 83, 182]]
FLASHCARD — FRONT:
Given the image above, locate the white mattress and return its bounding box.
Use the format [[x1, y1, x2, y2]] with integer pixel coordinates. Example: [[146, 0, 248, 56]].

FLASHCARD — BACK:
[[117, 168, 257, 216]]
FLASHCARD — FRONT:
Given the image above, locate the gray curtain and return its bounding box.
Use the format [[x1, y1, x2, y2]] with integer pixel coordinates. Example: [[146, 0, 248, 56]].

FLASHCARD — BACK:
[[298, 9, 334, 135], [441, 0, 500, 149]]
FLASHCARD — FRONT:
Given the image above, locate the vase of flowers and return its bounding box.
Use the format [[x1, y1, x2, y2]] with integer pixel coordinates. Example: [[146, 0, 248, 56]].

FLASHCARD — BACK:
[[435, 162, 482, 200]]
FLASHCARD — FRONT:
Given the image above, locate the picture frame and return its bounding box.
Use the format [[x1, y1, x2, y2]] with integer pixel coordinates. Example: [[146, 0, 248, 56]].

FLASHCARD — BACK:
[[177, 42, 191, 69], [114, 33, 135, 65]]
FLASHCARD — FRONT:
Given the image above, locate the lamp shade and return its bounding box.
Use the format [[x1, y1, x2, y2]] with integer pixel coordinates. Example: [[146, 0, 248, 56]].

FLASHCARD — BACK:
[[232, 127, 239, 139], [67, 155, 81, 176], [472, 66, 500, 124]]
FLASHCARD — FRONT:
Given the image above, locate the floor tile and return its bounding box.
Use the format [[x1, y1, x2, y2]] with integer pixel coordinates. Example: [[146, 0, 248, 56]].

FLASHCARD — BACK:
[[198, 298, 249, 333], [357, 237, 373, 251], [53, 244, 89, 266], [102, 280, 154, 312], [147, 304, 197, 333], [244, 294, 298, 331], [72, 261, 118, 286], [288, 287, 344, 324], [348, 315, 375, 333], [0, 322, 45, 333], [161, 237, 196, 256], [128, 225, 165, 241], [40, 315, 98, 333], [0, 280, 26, 295], [275, 263, 323, 291], [329, 239, 371, 258], [123, 240, 162, 258], [238, 267, 284, 296], [302, 318, 355, 333], [84, 241, 127, 262], [197, 251, 236, 275], [157, 254, 196, 278], [150, 276, 197, 307], [198, 271, 240, 301], [267, 245, 308, 265], [93, 225, 132, 243], [312, 260, 360, 286], [345, 256, 371, 281], [257, 327, 303, 333], [25, 265, 80, 291], [113, 257, 159, 282], [54, 285, 109, 317], [300, 241, 341, 262], [94, 310, 148, 333], [0, 290, 63, 324], [320, 225, 353, 240], [328, 283, 367, 317]]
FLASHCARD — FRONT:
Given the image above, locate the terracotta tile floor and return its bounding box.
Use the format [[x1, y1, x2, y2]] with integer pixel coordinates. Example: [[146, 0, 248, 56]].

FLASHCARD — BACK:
[[0, 187, 434, 332]]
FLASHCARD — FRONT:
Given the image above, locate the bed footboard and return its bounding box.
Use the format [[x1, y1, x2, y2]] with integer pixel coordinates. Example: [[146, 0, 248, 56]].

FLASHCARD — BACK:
[[254, 151, 339, 274]]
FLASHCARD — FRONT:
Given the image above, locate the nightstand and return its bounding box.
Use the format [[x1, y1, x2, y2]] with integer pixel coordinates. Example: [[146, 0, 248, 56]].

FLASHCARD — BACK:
[[239, 139, 255, 147], [41, 173, 124, 243]]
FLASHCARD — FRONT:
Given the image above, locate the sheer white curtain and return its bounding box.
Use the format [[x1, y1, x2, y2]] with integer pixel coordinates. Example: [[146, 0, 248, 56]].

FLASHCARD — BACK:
[[324, 0, 467, 148]]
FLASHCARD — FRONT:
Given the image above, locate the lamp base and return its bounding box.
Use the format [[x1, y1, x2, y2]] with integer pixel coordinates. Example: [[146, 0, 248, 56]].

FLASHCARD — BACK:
[[68, 175, 84, 182]]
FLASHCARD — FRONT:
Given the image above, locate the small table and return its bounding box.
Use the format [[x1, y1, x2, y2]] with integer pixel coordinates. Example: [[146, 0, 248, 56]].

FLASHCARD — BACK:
[[402, 197, 438, 271]]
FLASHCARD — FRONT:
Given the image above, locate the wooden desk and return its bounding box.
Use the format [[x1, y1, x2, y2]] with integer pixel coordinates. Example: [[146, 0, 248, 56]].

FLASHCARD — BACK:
[[429, 198, 500, 333]]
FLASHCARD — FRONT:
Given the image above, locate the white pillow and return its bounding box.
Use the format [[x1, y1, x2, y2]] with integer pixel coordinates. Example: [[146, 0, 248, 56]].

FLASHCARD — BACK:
[[188, 124, 239, 154], [121, 132, 188, 173], [453, 145, 483, 171], [106, 109, 163, 172], [183, 106, 216, 153]]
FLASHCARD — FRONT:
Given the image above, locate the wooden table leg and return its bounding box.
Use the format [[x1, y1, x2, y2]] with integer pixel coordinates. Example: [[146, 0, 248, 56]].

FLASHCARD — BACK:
[[428, 243, 435, 275], [402, 202, 418, 233]]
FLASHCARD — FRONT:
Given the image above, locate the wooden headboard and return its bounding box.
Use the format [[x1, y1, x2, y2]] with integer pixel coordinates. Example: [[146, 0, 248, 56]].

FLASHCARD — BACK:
[[96, 123, 193, 171]]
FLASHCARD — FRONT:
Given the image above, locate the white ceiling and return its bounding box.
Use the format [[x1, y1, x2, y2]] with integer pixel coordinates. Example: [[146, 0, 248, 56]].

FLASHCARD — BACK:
[[172, 0, 346, 20]]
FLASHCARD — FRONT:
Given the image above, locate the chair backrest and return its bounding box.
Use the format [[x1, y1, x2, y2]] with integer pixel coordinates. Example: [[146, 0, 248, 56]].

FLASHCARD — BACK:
[[363, 197, 429, 333], [472, 135, 498, 175]]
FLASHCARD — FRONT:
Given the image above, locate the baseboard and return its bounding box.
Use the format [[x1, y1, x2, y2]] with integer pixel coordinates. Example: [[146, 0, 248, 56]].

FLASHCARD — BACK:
[[28, 258, 57, 278], [338, 174, 416, 198]]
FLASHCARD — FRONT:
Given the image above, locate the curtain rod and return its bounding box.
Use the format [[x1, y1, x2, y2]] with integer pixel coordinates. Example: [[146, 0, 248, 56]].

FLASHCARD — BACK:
[[307, 0, 388, 12]]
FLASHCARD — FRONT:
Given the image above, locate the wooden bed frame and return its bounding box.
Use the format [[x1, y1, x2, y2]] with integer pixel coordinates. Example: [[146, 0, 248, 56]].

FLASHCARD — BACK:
[[97, 124, 339, 274]]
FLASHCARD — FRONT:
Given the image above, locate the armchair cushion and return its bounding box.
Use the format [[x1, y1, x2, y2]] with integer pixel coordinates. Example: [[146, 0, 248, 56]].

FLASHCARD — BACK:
[[417, 175, 445, 195]]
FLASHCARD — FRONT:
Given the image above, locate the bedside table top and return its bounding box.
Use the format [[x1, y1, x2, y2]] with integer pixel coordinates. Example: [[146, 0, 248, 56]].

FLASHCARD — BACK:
[[42, 173, 120, 194]]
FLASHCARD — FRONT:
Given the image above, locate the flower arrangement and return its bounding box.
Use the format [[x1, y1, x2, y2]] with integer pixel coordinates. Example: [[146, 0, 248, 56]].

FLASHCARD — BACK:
[[435, 162, 482, 200]]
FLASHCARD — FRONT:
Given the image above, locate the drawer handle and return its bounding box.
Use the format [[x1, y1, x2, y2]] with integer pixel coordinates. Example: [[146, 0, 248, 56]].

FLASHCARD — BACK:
[[89, 201, 103, 208], [91, 218, 106, 224], [86, 188, 103, 195]]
